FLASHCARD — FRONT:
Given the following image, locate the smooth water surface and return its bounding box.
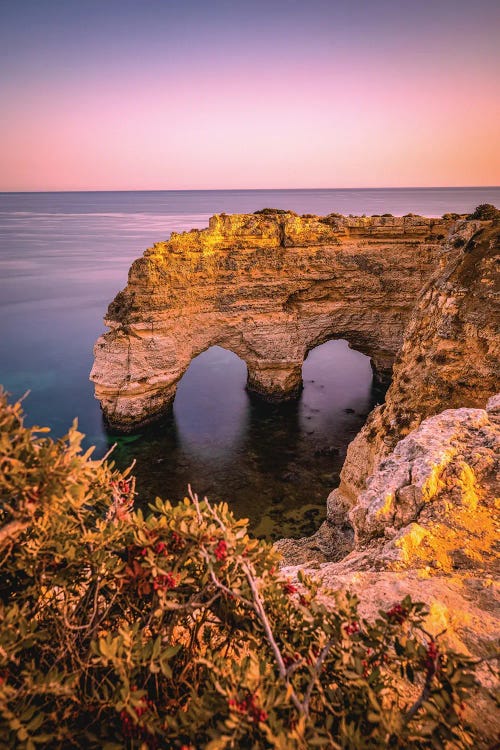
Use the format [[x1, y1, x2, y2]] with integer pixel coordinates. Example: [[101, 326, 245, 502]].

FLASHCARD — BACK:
[[111, 342, 377, 538], [1, 187, 499, 537]]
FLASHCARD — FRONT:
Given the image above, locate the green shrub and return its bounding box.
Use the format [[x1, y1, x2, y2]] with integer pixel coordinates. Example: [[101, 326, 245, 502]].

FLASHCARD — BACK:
[[253, 208, 297, 216], [319, 213, 343, 226], [467, 204, 499, 221], [0, 391, 476, 748]]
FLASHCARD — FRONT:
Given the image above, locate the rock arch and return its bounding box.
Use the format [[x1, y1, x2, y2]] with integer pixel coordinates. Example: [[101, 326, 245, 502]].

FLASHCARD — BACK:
[[91, 211, 453, 431]]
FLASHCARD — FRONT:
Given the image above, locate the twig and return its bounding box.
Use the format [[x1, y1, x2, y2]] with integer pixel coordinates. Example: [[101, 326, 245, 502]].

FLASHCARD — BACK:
[[99, 442, 117, 463], [0, 520, 29, 548], [404, 672, 433, 724], [242, 561, 305, 715], [188, 485, 203, 524], [208, 569, 253, 608], [303, 638, 335, 713]]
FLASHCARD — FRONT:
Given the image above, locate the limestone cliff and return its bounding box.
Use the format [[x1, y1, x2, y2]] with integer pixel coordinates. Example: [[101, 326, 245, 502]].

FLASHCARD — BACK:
[[327, 216, 500, 525], [274, 214, 499, 744], [91, 211, 453, 431]]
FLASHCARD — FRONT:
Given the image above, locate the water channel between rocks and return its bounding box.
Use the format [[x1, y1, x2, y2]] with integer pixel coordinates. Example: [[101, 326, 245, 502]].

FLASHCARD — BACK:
[[109, 341, 380, 540]]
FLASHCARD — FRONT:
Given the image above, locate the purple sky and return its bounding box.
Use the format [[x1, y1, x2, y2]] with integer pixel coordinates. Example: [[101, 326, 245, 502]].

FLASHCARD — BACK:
[[1, 0, 499, 190]]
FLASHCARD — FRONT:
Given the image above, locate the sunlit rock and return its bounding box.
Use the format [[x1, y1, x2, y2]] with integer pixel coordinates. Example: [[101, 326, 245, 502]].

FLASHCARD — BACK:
[[91, 211, 455, 430], [328, 217, 500, 519], [281, 397, 500, 747]]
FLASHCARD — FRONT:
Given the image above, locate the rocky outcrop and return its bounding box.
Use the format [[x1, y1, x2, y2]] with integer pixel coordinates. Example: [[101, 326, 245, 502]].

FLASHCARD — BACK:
[[279, 396, 500, 746], [91, 212, 454, 431], [350, 397, 500, 560], [275, 216, 499, 745], [277, 394, 500, 569], [326, 217, 500, 525]]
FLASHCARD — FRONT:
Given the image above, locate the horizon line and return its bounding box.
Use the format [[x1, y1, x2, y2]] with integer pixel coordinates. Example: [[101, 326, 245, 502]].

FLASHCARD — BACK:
[[1, 185, 500, 195]]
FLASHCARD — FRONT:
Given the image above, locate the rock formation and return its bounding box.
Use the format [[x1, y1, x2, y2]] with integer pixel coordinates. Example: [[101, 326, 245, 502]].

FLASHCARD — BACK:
[[279, 395, 500, 747], [91, 212, 454, 431], [326, 216, 500, 528]]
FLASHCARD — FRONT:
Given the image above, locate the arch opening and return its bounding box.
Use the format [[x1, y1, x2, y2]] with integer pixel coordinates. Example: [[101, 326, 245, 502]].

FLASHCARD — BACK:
[[299, 339, 378, 448], [173, 345, 249, 453], [301, 332, 393, 396], [118, 337, 380, 543]]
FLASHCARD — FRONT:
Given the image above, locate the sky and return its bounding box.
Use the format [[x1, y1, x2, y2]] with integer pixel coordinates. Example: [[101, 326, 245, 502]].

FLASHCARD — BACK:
[[0, 0, 499, 191]]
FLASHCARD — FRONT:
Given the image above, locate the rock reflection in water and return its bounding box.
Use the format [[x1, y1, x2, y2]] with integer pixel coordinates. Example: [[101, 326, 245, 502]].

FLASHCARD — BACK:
[[109, 339, 380, 540]]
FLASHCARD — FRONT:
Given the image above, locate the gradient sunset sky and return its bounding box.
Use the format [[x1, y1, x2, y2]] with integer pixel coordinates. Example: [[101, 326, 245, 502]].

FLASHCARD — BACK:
[[1, 0, 499, 191]]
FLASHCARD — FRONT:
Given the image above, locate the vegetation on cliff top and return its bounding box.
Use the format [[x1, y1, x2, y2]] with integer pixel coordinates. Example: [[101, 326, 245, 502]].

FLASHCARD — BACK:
[[0, 390, 477, 749], [253, 204, 500, 222], [253, 208, 298, 216], [467, 203, 500, 221]]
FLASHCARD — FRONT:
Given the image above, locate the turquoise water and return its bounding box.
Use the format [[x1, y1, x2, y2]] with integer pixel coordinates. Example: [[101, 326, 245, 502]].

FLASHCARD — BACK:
[[1, 187, 498, 537]]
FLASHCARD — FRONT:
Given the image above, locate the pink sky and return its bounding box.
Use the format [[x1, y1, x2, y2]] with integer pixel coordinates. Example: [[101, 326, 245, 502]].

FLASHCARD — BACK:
[[1, 0, 499, 191]]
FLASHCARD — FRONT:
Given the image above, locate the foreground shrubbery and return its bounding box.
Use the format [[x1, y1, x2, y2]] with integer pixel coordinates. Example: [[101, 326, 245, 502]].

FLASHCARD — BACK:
[[0, 391, 476, 748]]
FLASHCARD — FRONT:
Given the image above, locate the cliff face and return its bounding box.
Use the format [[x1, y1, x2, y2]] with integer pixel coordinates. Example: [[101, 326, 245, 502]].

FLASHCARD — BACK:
[[282, 393, 499, 583], [280, 396, 500, 746], [327, 218, 500, 524], [91, 212, 452, 431]]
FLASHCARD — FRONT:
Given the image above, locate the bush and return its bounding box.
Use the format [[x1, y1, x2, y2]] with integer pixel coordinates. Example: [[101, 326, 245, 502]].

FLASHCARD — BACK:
[[253, 208, 297, 216], [0, 391, 476, 749], [467, 204, 499, 221], [319, 213, 343, 226]]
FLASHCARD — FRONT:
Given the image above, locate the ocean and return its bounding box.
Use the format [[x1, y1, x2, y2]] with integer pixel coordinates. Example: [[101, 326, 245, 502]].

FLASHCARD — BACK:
[[1, 187, 498, 537]]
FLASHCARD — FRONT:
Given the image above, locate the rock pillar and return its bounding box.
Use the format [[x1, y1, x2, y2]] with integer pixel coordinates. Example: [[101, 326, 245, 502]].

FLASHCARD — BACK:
[[246, 361, 303, 401]]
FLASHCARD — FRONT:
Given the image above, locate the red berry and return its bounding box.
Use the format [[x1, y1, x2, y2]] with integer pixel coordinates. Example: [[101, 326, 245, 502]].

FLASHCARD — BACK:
[[344, 621, 360, 635], [387, 603, 408, 624], [424, 640, 440, 673], [153, 572, 177, 591], [214, 540, 228, 562]]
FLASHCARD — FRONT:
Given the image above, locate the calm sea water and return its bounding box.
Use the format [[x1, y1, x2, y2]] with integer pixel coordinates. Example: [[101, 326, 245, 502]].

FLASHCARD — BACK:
[[1, 187, 499, 537]]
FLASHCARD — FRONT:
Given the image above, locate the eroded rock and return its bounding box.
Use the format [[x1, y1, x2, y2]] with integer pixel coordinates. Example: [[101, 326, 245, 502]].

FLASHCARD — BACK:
[[280, 398, 500, 746], [279, 397, 499, 571], [328, 217, 500, 521], [91, 212, 455, 430]]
